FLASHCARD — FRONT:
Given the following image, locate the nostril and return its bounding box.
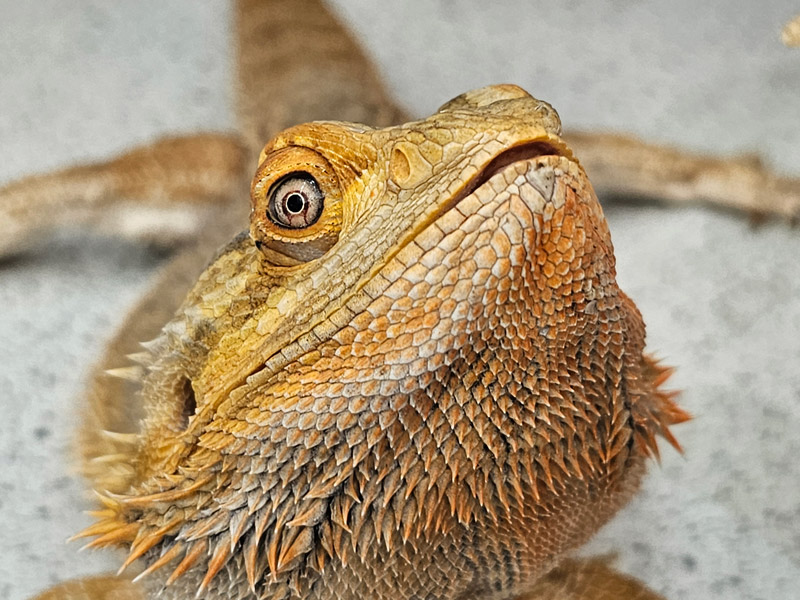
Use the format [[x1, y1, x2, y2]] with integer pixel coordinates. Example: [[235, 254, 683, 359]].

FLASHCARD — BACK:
[[178, 376, 197, 430]]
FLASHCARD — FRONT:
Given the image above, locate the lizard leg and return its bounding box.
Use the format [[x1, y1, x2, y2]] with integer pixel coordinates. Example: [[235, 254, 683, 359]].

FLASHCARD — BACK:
[[30, 574, 143, 600], [514, 557, 666, 600], [565, 131, 800, 221], [0, 133, 246, 259], [27, 560, 661, 600]]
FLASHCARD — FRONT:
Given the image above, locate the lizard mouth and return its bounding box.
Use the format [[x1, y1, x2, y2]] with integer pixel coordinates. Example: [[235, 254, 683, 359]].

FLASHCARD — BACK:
[[388, 137, 574, 263], [456, 140, 567, 202], [421, 137, 575, 235]]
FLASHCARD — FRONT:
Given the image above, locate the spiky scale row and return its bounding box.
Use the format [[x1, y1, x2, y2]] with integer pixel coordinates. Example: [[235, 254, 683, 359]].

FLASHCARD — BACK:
[[75, 87, 687, 600]]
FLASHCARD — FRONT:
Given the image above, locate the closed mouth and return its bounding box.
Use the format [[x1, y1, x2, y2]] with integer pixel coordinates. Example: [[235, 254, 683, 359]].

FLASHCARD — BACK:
[[451, 140, 567, 208]]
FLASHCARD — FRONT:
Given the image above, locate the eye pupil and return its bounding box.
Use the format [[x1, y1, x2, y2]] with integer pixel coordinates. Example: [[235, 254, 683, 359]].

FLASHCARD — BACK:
[[267, 172, 325, 229], [285, 192, 306, 214]]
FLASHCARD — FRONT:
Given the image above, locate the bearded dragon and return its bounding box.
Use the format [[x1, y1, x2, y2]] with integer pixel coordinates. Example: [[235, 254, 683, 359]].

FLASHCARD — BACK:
[[3, 2, 799, 599]]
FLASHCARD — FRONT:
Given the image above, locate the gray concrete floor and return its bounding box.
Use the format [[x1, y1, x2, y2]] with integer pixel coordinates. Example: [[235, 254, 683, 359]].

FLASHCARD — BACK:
[[0, 2, 799, 599]]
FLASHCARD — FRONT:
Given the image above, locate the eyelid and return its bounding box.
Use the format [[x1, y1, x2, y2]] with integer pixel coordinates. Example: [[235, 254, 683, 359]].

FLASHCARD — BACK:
[[250, 147, 343, 266]]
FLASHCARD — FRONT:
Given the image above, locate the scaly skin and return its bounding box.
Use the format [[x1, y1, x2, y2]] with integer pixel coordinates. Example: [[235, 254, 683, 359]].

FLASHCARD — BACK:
[[14, 1, 800, 598], [67, 85, 686, 599]]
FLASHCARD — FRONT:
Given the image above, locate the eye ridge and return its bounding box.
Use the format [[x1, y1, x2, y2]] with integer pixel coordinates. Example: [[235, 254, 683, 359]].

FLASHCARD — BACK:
[[267, 171, 325, 229]]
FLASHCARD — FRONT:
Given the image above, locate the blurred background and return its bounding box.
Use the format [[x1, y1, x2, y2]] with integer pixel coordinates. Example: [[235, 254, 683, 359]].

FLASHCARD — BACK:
[[0, 2, 798, 599]]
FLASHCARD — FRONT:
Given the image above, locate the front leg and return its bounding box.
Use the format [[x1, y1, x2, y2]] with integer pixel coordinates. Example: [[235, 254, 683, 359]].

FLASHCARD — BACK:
[[515, 558, 665, 600], [0, 134, 245, 259], [31, 575, 142, 600]]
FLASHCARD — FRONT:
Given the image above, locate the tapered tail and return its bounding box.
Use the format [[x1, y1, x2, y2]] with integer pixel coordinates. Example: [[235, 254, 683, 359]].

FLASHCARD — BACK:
[[235, 0, 408, 161]]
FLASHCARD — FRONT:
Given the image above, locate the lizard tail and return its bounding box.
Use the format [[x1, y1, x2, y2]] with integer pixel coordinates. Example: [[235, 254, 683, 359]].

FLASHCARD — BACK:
[[235, 0, 408, 162]]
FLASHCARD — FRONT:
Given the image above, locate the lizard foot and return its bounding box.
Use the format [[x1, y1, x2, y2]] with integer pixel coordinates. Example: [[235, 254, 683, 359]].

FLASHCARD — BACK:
[[31, 574, 143, 600], [515, 557, 666, 600]]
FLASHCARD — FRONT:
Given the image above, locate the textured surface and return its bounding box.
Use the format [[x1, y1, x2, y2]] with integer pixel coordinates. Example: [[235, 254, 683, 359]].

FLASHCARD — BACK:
[[1, 2, 799, 600], [71, 88, 683, 599]]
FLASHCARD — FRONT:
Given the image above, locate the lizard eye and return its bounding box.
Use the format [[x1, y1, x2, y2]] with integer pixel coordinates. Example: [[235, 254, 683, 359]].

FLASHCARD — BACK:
[[268, 173, 324, 229], [250, 146, 343, 267]]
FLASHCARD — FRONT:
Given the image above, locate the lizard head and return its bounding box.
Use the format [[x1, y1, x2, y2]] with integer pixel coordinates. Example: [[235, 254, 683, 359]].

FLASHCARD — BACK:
[[83, 85, 687, 597]]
